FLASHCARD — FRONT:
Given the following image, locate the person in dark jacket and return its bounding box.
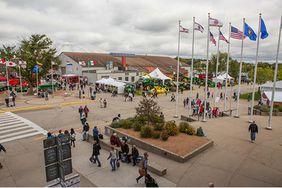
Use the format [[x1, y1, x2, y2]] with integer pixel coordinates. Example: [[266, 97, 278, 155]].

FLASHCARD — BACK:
[[0, 144, 6, 169], [83, 122, 90, 141], [90, 140, 101, 167], [78, 106, 84, 117], [131, 145, 139, 166], [121, 142, 130, 163], [248, 121, 258, 143]]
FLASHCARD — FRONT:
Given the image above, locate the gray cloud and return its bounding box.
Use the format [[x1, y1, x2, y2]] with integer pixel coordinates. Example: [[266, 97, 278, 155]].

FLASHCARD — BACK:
[[0, 0, 281, 62]]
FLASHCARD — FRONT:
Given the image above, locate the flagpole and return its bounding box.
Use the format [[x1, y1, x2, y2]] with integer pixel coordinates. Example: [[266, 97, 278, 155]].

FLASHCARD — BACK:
[[249, 13, 262, 123], [267, 14, 282, 130], [51, 62, 54, 97], [36, 69, 39, 95], [224, 23, 231, 112], [203, 13, 210, 122], [188, 17, 195, 117], [5, 62, 10, 95], [227, 23, 233, 115], [214, 26, 221, 109], [235, 18, 245, 118], [19, 64, 23, 94], [174, 20, 181, 118]]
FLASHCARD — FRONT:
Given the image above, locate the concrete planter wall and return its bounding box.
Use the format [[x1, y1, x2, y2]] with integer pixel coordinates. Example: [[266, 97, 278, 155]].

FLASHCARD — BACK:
[[104, 125, 213, 163]]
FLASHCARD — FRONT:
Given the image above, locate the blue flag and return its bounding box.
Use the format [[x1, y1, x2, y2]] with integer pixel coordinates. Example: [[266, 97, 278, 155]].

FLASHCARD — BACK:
[[244, 22, 257, 41], [32, 65, 40, 73], [260, 17, 268, 39]]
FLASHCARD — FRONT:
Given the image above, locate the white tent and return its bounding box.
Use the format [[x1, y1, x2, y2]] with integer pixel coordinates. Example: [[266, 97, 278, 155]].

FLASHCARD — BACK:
[[96, 77, 125, 94], [143, 68, 171, 84], [262, 91, 282, 105], [213, 73, 233, 83]]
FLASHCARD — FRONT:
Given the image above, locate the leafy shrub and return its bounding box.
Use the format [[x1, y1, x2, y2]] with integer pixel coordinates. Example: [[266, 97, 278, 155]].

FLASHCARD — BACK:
[[259, 105, 269, 112], [179, 122, 190, 133], [152, 131, 161, 139], [111, 121, 122, 128], [165, 121, 178, 136], [186, 125, 196, 135], [133, 121, 143, 131], [153, 122, 164, 131], [253, 105, 260, 109], [135, 115, 147, 124], [120, 118, 133, 129], [160, 130, 169, 141], [140, 126, 153, 138]]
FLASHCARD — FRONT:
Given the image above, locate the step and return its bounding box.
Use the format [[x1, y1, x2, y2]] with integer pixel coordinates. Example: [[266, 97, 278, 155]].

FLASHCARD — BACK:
[[0, 123, 28, 131], [0, 116, 15, 121], [0, 119, 20, 124], [0, 131, 42, 144]]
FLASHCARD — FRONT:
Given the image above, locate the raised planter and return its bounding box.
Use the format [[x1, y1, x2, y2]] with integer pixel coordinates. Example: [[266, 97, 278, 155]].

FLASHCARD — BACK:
[[105, 126, 213, 163]]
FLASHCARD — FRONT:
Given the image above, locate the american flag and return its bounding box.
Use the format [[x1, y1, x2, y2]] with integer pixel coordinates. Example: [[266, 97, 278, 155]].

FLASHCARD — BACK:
[[219, 31, 229, 43], [210, 32, 216, 46], [194, 22, 204, 33], [231, 26, 245, 40], [179, 25, 189, 33], [209, 17, 223, 27]]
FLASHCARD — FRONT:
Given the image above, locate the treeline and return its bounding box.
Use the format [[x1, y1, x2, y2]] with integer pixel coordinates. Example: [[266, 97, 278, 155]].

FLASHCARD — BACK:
[[176, 52, 282, 84]]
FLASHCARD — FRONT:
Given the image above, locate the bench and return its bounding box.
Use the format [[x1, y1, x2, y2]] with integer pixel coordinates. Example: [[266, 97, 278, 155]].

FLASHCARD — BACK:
[[180, 115, 197, 122], [87, 134, 167, 176]]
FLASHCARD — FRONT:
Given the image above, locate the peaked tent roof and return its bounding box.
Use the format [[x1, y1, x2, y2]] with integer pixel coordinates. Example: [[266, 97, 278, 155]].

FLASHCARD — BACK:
[[264, 91, 282, 102], [147, 68, 172, 80]]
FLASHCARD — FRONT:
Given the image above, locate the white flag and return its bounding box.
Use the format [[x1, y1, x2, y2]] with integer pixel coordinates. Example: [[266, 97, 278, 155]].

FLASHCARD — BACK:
[[209, 17, 223, 27], [6, 61, 16, 67], [194, 22, 204, 33], [79, 61, 86, 66]]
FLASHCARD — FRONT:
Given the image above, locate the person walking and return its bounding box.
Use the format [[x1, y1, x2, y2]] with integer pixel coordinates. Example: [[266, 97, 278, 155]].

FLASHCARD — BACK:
[[136, 152, 149, 183], [78, 106, 84, 118], [99, 98, 103, 108], [84, 105, 89, 118], [80, 112, 87, 125], [107, 146, 118, 171], [70, 128, 76, 147], [93, 126, 99, 142], [83, 122, 90, 141], [90, 140, 101, 167], [131, 145, 139, 166], [170, 93, 175, 102], [103, 98, 107, 108], [248, 121, 258, 143], [0, 144, 6, 169]]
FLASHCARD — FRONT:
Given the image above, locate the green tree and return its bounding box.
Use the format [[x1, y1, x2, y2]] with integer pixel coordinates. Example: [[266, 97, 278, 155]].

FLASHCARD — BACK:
[[17, 34, 60, 93], [135, 98, 161, 125], [210, 52, 228, 75], [256, 66, 273, 84]]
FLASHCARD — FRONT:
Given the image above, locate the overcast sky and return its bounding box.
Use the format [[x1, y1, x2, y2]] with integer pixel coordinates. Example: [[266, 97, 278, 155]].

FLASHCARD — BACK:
[[0, 0, 281, 62]]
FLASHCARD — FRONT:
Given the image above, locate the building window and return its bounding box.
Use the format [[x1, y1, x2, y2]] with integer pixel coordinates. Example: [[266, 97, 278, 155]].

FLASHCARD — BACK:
[[131, 76, 135, 82], [101, 76, 109, 79], [136, 72, 139, 76], [125, 77, 129, 81], [118, 77, 122, 81]]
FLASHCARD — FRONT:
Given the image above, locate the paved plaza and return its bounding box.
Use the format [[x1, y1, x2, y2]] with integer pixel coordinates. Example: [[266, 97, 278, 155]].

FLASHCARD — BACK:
[[0, 84, 282, 186]]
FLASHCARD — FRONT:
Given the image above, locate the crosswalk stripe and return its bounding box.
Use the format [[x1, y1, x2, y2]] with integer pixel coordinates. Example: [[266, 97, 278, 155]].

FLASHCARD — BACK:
[[0, 112, 47, 143], [0, 123, 28, 131], [0, 121, 24, 127]]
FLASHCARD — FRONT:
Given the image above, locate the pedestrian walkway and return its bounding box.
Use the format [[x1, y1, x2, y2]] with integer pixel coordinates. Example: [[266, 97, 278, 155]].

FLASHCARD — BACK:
[[0, 112, 47, 143], [71, 134, 176, 187]]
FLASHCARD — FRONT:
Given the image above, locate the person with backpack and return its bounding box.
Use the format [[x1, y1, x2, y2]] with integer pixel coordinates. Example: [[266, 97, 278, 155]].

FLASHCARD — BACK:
[[107, 146, 118, 171], [70, 128, 76, 147], [136, 152, 149, 183], [0, 144, 6, 169], [78, 106, 84, 118], [93, 126, 99, 142], [83, 122, 90, 141], [90, 140, 101, 167]]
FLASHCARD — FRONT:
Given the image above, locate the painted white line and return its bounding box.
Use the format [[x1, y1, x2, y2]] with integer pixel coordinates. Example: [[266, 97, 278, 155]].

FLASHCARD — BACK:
[[0, 123, 28, 131], [0, 119, 21, 124], [0, 126, 33, 134], [0, 132, 42, 144], [0, 121, 24, 127], [6, 112, 48, 135], [0, 116, 16, 121], [0, 129, 37, 140]]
